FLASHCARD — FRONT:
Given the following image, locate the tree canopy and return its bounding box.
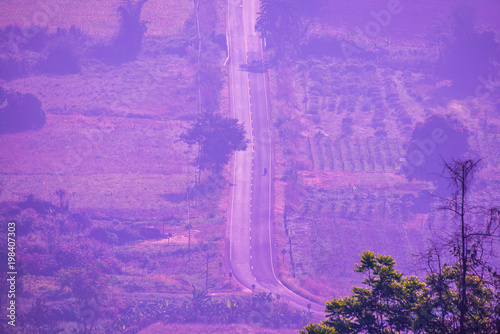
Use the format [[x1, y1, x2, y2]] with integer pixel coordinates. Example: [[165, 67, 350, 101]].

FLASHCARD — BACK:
[[402, 115, 469, 189], [181, 112, 248, 180], [301, 251, 499, 334], [255, 0, 305, 57], [435, 6, 500, 96]]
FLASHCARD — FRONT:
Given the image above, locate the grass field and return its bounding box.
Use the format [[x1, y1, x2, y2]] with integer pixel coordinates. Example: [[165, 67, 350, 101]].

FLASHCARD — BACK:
[[0, 0, 193, 38], [0, 53, 198, 218]]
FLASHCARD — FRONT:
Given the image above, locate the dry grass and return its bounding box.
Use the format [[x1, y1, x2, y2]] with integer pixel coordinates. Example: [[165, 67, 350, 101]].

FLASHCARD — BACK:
[[0, 112, 194, 217], [4, 55, 197, 118], [0, 45, 200, 218], [0, 0, 193, 38]]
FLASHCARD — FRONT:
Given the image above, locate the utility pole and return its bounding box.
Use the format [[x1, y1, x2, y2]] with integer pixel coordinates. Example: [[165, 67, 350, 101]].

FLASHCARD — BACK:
[[186, 186, 192, 261], [205, 253, 211, 290]]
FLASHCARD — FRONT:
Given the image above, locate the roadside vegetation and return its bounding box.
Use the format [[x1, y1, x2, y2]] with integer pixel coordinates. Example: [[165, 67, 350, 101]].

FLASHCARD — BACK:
[[0, 87, 46, 133]]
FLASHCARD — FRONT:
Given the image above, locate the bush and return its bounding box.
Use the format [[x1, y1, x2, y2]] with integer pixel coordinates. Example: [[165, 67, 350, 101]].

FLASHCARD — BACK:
[[0, 56, 28, 80], [403, 115, 469, 188], [37, 45, 80, 75], [0, 25, 85, 78], [0, 88, 46, 134]]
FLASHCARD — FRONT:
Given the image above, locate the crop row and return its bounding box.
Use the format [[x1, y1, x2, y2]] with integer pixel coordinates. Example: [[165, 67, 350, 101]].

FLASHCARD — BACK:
[[305, 135, 404, 172]]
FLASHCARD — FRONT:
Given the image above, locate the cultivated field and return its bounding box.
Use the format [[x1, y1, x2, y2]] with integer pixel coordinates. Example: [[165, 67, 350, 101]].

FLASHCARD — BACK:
[[269, 1, 500, 299]]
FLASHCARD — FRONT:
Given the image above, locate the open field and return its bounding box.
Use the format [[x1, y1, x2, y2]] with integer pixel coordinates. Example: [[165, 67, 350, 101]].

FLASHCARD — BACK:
[[0, 0, 193, 38], [0, 53, 199, 218]]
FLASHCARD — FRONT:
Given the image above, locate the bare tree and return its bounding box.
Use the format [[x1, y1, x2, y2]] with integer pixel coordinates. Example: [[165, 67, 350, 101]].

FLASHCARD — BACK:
[[437, 159, 500, 334]]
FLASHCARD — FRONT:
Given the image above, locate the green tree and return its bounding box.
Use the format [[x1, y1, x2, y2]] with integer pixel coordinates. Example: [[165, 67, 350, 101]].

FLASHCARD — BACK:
[[255, 0, 305, 58], [320, 252, 427, 333], [422, 264, 496, 333], [434, 6, 499, 95], [181, 112, 247, 182], [301, 251, 499, 333], [300, 323, 337, 334]]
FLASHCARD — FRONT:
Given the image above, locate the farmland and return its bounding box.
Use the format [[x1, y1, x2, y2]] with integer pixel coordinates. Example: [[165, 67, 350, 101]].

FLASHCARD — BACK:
[[268, 2, 500, 298]]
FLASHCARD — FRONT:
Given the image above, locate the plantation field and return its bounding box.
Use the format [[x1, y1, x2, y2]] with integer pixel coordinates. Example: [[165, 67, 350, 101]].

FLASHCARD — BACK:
[[270, 47, 500, 298]]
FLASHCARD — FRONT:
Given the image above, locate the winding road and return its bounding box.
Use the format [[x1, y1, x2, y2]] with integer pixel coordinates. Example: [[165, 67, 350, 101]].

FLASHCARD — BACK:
[[225, 0, 326, 318]]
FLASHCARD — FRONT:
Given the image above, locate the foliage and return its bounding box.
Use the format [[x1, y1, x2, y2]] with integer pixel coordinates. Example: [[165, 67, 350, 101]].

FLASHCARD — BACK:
[[106, 289, 311, 333], [322, 252, 426, 333], [23, 299, 62, 334], [0, 87, 46, 134], [303, 251, 499, 333], [432, 159, 500, 333], [110, 0, 149, 63], [36, 27, 85, 75], [181, 111, 248, 178], [255, 0, 306, 58], [0, 25, 86, 79], [300, 322, 337, 334], [423, 264, 497, 333]]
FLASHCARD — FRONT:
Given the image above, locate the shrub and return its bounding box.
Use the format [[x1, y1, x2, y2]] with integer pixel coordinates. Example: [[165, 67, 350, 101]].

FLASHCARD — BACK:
[[0, 25, 85, 78], [0, 56, 28, 80], [403, 115, 469, 187], [0, 88, 46, 134], [18, 194, 54, 213], [37, 44, 80, 75]]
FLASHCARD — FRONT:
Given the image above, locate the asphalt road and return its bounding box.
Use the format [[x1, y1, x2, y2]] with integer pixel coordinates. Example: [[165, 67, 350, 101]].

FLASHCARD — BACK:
[[226, 0, 326, 318]]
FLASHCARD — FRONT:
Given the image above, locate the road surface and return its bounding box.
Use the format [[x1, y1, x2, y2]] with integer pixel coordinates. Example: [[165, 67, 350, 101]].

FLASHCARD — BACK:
[[226, 0, 326, 318]]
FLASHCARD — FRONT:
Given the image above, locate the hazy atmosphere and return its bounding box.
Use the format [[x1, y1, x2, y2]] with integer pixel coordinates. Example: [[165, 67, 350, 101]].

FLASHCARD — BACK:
[[0, 0, 499, 333]]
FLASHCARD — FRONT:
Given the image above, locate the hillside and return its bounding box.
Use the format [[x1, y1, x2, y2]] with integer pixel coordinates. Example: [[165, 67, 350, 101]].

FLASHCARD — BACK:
[[0, 0, 499, 333], [265, 0, 500, 300]]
